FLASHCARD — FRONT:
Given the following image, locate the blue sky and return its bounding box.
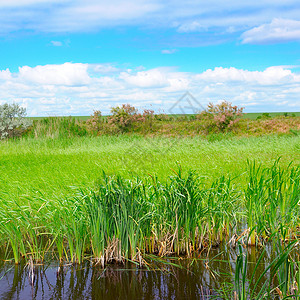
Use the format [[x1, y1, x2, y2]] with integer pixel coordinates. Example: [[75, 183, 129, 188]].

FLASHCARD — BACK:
[[0, 0, 300, 116]]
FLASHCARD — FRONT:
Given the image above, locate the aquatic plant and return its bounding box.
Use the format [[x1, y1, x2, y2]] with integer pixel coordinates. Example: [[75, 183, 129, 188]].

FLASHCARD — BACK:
[[0, 161, 299, 269]]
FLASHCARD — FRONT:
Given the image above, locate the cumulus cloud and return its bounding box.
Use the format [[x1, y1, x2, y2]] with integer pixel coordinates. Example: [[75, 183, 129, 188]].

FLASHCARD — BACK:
[[18, 63, 90, 86], [120, 69, 171, 88], [196, 66, 298, 85], [90, 64, 120, 74], [0, 69, 11, 80], [241, 18, 300, 44], [0, 62, 299, 116]]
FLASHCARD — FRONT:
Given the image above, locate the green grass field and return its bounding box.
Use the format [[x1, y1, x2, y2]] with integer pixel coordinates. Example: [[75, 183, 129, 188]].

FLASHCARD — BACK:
[[243, 111, 300, 119], [1, 134, 300, 297], [28, 112, 300, 121], [1, 134, 299, 200]]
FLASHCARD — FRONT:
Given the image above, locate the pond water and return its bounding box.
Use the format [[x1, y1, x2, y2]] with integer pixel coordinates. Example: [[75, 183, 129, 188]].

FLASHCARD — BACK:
[[0, 245, 290, 299]]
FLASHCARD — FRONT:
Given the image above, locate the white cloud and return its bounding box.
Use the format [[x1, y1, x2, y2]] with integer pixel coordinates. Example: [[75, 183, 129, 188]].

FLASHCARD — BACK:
[[161, 49, 177, 54], [241, 18, 300, 44], [0, 0, 64, 7], [0, 69, 11, 80], [120, 69, 170, 88], [90, 64, 120, 74], [51, 40, 63, 46], [0, 62, 299, 116], [0, 0, 300, 42], [177, 21, 206, 33], [196, 66, 298, 85], [18, 63, 90, 86]]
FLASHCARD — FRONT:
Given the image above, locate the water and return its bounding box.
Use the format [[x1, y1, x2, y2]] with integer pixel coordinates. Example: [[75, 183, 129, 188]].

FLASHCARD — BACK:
[[0, 244, 296, 299], [0, 262, 224, 299], [0, 246, 232, 300]]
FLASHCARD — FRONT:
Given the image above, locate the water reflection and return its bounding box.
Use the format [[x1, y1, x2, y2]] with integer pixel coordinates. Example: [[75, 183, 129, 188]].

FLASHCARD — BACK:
[[0, 245, 292, 300], [0, 256, 225, 299]]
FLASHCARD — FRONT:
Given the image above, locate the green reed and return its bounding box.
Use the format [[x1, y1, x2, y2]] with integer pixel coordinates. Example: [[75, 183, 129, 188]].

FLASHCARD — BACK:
[[0, 161, 299, 269], [233, 239, 299, 299], [244, 159, 300, 245]]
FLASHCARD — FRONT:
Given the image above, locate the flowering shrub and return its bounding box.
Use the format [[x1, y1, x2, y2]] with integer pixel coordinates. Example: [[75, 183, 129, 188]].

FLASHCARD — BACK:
[[198, 101, 244, 132], [86, 110, 103, 134], [107, 104, 139, 132], [107, 104, 155, 132], [141, 109, 155, 130]]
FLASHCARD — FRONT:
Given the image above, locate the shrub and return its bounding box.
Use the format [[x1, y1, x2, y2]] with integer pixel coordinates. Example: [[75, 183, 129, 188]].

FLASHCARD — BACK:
[[86, 110, 103, 134], [198, 101, 244, 132], [140, 109, 155, 131], [108, 104, 139, 132], [0, 103, 32, 139], [154, 113, 171, 121]]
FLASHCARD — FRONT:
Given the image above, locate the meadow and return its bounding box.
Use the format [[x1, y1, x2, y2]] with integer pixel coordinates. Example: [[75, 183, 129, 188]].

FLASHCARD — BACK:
[[28, 111, 300, 121], [0, 112, 300, 298], [1, 134, 299, 200]]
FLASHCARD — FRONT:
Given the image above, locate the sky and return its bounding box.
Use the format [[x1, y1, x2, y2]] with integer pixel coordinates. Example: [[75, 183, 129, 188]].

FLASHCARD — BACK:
[[0, 0, 300, 116]]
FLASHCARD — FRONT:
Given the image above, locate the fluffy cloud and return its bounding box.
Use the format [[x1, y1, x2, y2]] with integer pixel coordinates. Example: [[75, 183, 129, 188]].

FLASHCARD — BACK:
[[0, 62, 299, 116], [241, 18, 300, 44], [120, 69, 171, 88], [18, 63, 91, 86], [0, 69, 11, 80], [196, 66, 298, 85]]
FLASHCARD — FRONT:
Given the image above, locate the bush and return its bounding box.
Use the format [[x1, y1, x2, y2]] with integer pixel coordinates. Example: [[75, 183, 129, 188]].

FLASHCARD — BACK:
[[107, 104, 155, 133], [140, 109, 155, 131], [197, 101, 244, 133], [86, 110, 103, 134], [0, 103, 32, 139], [108, 104, 139, 132]]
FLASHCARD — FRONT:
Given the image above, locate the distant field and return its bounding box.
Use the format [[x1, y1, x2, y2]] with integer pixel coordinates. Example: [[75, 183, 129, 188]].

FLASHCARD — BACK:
[[28, 112, 300, 121], [243, 112, 300, 119], [29, 115, 91, 121], [0, 134, 299, 201]]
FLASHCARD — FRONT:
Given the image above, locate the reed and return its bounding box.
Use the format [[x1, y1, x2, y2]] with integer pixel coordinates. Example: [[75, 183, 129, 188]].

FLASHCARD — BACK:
[[0, 161, 299, 268], [244, 159, 300, 245], [233, 239, 299, 299]]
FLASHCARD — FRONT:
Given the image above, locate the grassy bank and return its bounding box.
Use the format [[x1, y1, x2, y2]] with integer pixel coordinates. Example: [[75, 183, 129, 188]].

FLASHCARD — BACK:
[[0, 134, 300, 298], [25, 110, 300, 139], [0, 158, 299, 264], [0, 134, 299, 200]]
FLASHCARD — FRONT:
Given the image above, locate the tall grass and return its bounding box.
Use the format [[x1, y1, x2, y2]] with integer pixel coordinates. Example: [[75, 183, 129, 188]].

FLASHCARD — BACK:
[[233, 240, 299, 299], [0, 134, 299, 205], [0, 131, 299, 298], [244, 159, 300, 245], [0, 162, 299, 267], [29, 116, 87, 139]]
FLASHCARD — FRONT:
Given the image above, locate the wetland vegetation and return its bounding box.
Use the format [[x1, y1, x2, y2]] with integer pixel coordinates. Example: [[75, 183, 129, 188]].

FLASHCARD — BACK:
[[0, 102, 300, 299]]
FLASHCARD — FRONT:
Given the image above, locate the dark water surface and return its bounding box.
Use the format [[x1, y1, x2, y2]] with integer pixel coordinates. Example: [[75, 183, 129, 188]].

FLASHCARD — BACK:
[[0, 246, 280, 300]]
